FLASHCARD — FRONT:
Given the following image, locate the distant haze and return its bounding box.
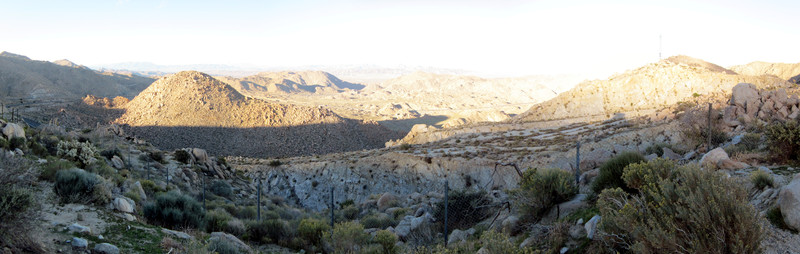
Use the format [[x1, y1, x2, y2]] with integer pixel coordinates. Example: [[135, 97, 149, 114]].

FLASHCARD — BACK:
[[1, 0, 799, 78]]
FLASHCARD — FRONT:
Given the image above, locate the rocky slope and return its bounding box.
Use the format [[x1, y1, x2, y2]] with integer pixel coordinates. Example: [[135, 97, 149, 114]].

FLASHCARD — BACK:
[[218, 71, 365, 95], [115, 71, 402, 157], [513, 56, 793, 123], [731, 61, 800, 84], [0, 52, 153, 99]]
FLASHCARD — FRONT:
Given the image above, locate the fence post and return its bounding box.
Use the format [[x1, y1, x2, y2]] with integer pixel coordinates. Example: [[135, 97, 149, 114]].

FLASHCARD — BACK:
[[330, 186, 335, 235], [257, 178, 262, 221], [575, 142, 581, 185], [444, 180, 449, 247], [202, 175, 206, 209], [707, 103, 712, 150]]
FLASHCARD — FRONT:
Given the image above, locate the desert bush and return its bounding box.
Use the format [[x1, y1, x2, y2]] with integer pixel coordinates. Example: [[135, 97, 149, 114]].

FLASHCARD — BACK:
[[56, 140, 98, 167], [54, 168, 108, 204], [144, 191, 206, 229], [139, 179, 163, 196], [39, 158, 77, 181], [298, 218, 329, 252], [8, 137, 26, 150], [341, 204, 360, 220], [0, 138, 7, 149], [478, 230, 539, 254], [597, 161, 762, 253], [373, 229, 399, 254], [643, 143, 683, 157], [512, 168, 577, 223], [28, 140, 47, 157], [245, 219, 293, 245], [591, 151, 645, 193], [85, 160, 116, 178], [206, 208, 233, 233], [225, 218, 246, 237], [621, 158, 675, 190], [149, 151, 166, 164], [174, 150, 191, 164], [210, 180, 233, 198], [99, 148, 122, 160], [765, 120, 800, 162], [324, 221, 369, 254], [0, 187, 33, 222], [207, 236, 244, 254], [362, 213, 396, 229], [236, 206, 257, 220], [268, 159, 282, 167], [750, 170, 774, 190], [435, 189, 491, 230]]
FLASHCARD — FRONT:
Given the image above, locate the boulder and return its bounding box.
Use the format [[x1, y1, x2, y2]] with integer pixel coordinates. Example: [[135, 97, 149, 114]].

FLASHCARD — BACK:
[[162, 228, 193, 240], [542, 194, 588, 224], [113, 197, 134, 213], [2, 123, 24, 140], [192, 148, 209, 163], [778, 176, 800, 231], [93, 243, 120, 254], [133, 181, 147, 200], [661, 148, 682, 161], [447, 228, 475, 245], [111, 156, 124, 169], [394, 213, 432, 239], [569, 224, 587, 239], [209, 232, 253, 254], [68, 223, 92, 234], [377, 193, 398, 211], [585, 215, 601, 239], [717, 158, 749, 170], [501, 215, 520, 235], [700, 148, 732, 170], [731, 83, 760, 109], [644, 153, 658, 161], [71, 237, 88, 249]]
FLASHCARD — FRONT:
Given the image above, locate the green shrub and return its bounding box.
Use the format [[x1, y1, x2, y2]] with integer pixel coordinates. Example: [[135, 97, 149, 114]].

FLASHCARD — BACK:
[[324, 221, 369, 254], [28, 140, 47, 157], [143, 191, 206, 229], [39, 158, 77, 182], [56, 140, 98, 167], [373, 229, 399, 254], [268, 160, 282, 167], [225, 218, 246, 237], [174, 150, 191, 164], [0, 137, 7, 149], [341, 204, 360, 220], [208, 236, 246, 254], [361, 213, 396, 229], [591, 151, 645, 193], [765, 120, 800, 162], [298, 218, 329, 252], [643, 143, 683, 157], [139, 179, 162, 196], [766, 207, 797, 233], [236, 206, 257, 220], [435, 189, 491, 230], [99, 148, 122, 160], [8, 137, 26, 150], [512, 168, 577, 223], [597, 161, 762, 253], [750, 170, 774, 190], [85, 160, 116, 178], [0, 187, 33, 222], [149, 151, 166, 164], [739, 133, 763, 151], [621, 158, 675, 190], [210, 180, 233, 198], [206, 208, 233, 233], [124, 190, 141, 204], [245, 219, 293, 245], [54, 169, 108, 204], [478, 230, 538, 254]]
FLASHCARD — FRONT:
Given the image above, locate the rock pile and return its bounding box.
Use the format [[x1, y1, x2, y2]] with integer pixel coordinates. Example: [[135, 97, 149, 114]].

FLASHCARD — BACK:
[[722, 83, 800, 128]]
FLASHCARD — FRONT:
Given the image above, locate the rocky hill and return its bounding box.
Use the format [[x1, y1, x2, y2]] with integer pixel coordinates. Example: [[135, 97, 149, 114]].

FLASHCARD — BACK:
[[730, 61, 800, 83], [115, 71, 402, 157], [513, 56, 794, 123], [0, 52, 154, 99], [218, 71, 365, 95]]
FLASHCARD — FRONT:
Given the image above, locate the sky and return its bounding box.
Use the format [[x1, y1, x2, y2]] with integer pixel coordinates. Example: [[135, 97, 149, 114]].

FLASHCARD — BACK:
[[1, 0, 798, 77]]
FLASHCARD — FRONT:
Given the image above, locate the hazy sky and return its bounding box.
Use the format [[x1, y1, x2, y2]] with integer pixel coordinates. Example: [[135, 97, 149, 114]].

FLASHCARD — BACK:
[[1, 0, 798, 77]]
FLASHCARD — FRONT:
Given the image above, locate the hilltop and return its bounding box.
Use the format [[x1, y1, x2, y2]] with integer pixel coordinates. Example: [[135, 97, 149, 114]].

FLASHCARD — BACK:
[[0, 52, 153, 99], [115, 71, 401, 157], [513, 56, 793, 123]]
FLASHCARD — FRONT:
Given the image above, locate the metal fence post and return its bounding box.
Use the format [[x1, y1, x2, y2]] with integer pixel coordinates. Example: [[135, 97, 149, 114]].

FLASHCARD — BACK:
[[330, 186, 335, 236], [707, 103, 712, 149], [575, 142, 581, 185], [444, 180, 449, 247], [202, 175, 206, 209], [257, 178, 262, 221]]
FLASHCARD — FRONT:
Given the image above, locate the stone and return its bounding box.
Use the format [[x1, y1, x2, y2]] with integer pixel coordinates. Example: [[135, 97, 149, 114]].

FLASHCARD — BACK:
[[579, 168, 599, 185], [585, 215, 601, 239], [394, 213, 431, 239], [791, 107, 800, 120], [71, 237, 88, 249], [662, 148, 682, 160], [732, 83, 760, 109], [113, 197, 134, 213], [682, 150, 697, 161], [447, 228, 475, 245], [644, 153, 658, 161], [542, 194, 588, 223], [476, 247, 489, 254], [718, 159, 749, 170], [569, 224, 586, 239], [192, 148, 209, 163], [501, 215, 520, 235], [779, 177, 800, 231], [111, 156, 124, 169], [377, 193, 398, 211], [759, 166, 773, 174], [68, 223, 91, 234], [2, 123, 25, 140], [133, 181, 147, 200], [209, 232, 253, 254], [560, 247, 570, 254], [93, 243, 120, 254], [700, 148, 730, 170], [122, 213, 136, 221], [162, 228, 193, 240]]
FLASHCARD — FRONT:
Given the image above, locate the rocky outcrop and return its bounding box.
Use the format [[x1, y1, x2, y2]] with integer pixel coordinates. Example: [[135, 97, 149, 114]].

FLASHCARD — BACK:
[[722, 84, 800, 127], [731, 61, 800, 83]]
